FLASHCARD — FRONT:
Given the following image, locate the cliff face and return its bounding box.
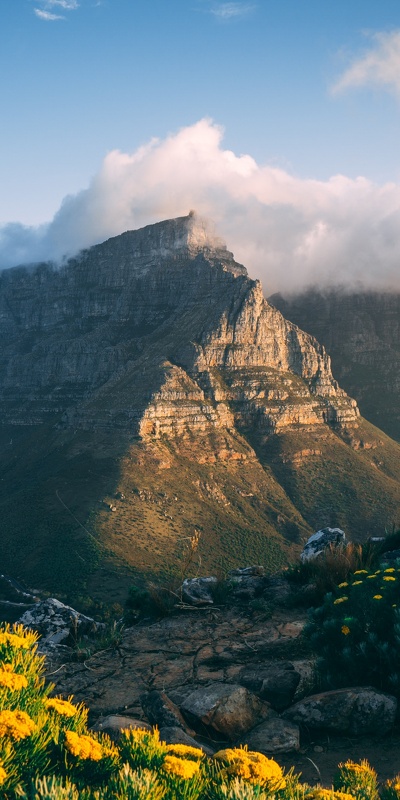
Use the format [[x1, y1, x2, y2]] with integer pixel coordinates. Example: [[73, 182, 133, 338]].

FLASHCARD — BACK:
[[270, 290, 400, 443], [0, 213, 357, 432], [0, 215, 399, 601]]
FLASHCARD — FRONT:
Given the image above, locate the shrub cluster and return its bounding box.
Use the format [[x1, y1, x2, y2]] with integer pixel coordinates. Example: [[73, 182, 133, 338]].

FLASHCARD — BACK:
[[305, 566, 400, 692], [2, 622, 400, 799]]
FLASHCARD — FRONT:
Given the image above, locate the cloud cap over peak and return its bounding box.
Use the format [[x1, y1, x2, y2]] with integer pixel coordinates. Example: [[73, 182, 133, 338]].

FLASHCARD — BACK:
[[1, 119, 400, 293]]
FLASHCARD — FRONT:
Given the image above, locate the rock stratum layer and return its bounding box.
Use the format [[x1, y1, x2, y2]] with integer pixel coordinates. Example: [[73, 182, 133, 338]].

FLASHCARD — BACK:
[[270, 290, 400, 444], [0, 214, 399, 601]]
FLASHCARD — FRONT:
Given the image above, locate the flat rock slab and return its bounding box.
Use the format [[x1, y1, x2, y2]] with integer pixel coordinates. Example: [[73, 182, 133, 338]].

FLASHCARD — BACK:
[[49, 608, 308, 717], [240, 718, 300, 754], [283, 687, 397, 736], [181, 683, 267, 740]]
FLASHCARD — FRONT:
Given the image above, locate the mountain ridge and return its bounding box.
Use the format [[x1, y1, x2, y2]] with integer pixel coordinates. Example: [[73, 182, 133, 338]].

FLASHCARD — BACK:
[[0, 214, 399, 603]]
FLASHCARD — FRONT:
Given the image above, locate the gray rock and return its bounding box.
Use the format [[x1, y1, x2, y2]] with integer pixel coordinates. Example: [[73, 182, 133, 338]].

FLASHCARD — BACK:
[[141, 690, 194, 734], [19, 598, 100, 648], [239, 662, 301, 711], [228, 566, 266, 601], [283, 687, 397, 735], [158, 726, 214, 755], [181, 683, 266, 740], [300, 527, 346, 562], [91, 715, 151, 741], [262, 576, 292, 605], [240, 718, 300, 754], [181, 577, 218, 606]]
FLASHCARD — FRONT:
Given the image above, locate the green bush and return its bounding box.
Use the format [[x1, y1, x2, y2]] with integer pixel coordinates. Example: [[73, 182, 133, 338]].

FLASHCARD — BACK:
[[305, 566, 400, 692]]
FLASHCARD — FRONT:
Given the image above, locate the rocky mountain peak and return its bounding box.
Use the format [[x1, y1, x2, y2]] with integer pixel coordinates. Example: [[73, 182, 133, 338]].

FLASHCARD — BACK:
[[2, 216, 400, 599]]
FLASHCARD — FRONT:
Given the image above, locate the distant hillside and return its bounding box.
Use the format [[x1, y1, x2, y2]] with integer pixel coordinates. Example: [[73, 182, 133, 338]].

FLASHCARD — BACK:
[[270, 290, 400, 444], [0, 215, 399, 604]]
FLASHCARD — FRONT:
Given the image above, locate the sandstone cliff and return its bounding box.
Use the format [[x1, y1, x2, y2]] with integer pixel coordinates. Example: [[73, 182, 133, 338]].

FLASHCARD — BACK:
[[0, 215, 399, 601], [270, 290, 400, 443]]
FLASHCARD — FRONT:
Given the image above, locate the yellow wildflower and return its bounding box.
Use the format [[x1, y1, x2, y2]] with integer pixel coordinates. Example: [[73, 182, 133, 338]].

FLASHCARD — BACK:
[[367, 575, 377, 579], [335, 794, 356, 800], [45, 698, 78, 717], [383, 576, 396, 581], [0, 765, 7, 786], [214, 748, 285, 788], [338, 582, 348, 588], [123, 727, 159, 742], [0, 664, 28, 691], [0, 633, 31, 650], [163, 755, 200, 779], [165, 744, 204, 760], [341, 625, 351, 635], [384, 568, 396, 573], [307, 791, 354, 800], [352, 581, 363, 586], [65, 730, 103, 761], [334, 597, 348, 605], [0, 709, 36, 740], [339, 760, 376, 778], [373, 595, 383, 600], [354, 570, 368, 575]]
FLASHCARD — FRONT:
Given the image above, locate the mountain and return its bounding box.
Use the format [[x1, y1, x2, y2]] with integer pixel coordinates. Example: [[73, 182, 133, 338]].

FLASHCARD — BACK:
[[1, 214, 400, 604], [270, 290, 400, 444]]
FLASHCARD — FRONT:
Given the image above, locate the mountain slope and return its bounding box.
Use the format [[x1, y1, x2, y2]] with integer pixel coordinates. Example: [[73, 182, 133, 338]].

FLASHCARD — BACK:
[[270, 289, 400, 443], [0, 215, 399, 603]]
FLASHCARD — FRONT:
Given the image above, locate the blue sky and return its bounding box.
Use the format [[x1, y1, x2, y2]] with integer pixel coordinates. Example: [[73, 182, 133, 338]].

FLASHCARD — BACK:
[[1, 1, 400, 290]]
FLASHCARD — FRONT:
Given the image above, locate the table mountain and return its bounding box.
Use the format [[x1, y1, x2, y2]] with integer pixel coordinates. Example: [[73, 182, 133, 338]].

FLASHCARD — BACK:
[[1, 214, 399, 603]]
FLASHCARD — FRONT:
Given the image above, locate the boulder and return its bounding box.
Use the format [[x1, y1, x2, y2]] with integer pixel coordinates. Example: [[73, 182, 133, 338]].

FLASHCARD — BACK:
[[283, 687, 397, 735], [239, 662, 301, 711], [181, 577, 218, 606], [240, 718, 300, 754], [228, 566, 266, 600], [141, 690, 195, 734], [19, 598, 100, 648], [91, 715, 151, 741], [300, 528, 346, 562], [158, 726, 214, 755], [181, 683, 267, 740]]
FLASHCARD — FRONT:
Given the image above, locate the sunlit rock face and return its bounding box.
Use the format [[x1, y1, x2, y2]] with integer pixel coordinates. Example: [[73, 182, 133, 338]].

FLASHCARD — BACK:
[[270, 289, 400, 442], [2, 214, 400, 598], [0, 212, 358, 433]]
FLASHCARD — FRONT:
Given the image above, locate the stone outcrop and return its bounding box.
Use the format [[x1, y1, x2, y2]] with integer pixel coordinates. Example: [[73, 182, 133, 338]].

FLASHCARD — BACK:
[[300, 528, 346, 562], [19, 598, 101, 650], [283, 687, 397, 736], [270, 289, 400, 443]]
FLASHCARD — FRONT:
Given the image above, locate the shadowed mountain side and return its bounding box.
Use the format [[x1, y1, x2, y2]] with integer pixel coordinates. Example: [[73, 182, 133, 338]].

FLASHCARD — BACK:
[[0, 215, 399, 602], [270, 290, 400, 444]]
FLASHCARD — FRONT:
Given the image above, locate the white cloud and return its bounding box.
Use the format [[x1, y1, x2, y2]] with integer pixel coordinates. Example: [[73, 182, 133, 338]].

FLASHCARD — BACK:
[[333, 30, 400, 95], [34, 0, 78, 20], [34, 8, 65, 20], [1, 119, 400, 293], [46, 0, 79, 7], [210, 3, 255, 20]]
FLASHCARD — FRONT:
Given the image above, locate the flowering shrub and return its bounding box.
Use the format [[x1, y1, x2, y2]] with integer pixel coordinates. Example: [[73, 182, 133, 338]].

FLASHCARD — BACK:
[[334, 760, 379, 800], [305, 567, 400, 692]]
